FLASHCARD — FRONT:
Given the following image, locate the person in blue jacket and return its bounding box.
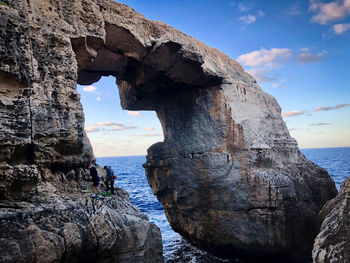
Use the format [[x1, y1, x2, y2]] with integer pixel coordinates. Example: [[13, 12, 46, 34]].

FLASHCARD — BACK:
[[104, 166, 116, 195]]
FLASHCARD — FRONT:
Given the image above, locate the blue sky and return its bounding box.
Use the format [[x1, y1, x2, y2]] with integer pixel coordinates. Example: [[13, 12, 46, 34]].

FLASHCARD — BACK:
[[77, 0, 350, 157]]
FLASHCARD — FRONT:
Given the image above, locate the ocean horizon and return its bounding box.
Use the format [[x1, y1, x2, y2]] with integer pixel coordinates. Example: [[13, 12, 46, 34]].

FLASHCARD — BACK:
[[95, 146, 350, 159]]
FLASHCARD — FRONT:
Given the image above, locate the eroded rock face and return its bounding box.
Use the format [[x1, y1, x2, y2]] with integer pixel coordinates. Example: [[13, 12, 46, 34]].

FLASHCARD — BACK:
[[0, 0, 337, 262], [313, 177, 350, 263], [0, 171, 163, 263], [0, 1, 164, 262]]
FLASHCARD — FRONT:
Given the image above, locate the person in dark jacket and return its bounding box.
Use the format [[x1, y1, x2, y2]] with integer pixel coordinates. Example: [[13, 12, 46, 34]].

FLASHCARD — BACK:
[[104, 166, 116, 194], [88, 164, 103, 199]]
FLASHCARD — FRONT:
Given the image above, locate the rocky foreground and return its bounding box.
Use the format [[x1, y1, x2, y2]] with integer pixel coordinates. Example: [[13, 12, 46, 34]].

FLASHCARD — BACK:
[[313, 176, 350, 263], [0, 167, 163, 263], [0, 0, 342, 262]]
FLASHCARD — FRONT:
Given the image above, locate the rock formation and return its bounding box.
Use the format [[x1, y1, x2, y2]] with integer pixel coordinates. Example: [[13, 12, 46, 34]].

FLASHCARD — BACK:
[[313, 177, 350, 263], [0, 1, 164, 262], [0, 174, 163, 263], [0, 0, 337, 262]]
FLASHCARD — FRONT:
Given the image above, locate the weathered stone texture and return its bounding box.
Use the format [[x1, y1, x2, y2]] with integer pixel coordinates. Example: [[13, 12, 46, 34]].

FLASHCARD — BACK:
[[0, 0, 337, 262], [0, 180, 163, 263], [0, 1, 164, 262], [313, 177, 350, 263]]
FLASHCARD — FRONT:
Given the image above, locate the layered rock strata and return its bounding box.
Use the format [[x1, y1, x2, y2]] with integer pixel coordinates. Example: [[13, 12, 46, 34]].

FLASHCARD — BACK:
[[0, 1, 165, 261], [0, 0, 337, 262], [313, 177, 350, 263]]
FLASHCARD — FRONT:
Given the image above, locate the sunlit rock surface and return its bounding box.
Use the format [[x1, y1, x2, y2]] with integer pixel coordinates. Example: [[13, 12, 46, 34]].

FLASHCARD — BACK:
[[313, 176, 350, 263], [0, 0, 337, 262]]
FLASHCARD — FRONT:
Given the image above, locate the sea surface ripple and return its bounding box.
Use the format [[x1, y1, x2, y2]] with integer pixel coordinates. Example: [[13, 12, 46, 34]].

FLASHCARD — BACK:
[[97, 147, 350, 262]]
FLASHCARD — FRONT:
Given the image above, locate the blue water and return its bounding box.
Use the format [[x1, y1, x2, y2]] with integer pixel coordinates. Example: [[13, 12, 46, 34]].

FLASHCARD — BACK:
[[301, 147, 350, 189], [97, 147, 350, 262]]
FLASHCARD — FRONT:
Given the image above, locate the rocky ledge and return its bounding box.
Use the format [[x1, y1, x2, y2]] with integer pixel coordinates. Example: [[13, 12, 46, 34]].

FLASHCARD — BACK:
[[0, 167, 163, 263]]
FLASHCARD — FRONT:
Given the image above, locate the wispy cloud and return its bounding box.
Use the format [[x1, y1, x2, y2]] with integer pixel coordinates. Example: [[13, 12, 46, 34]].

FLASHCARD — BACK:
[[85, 122, 137, 133], [314, 104, 350, 111], [246, 68, 277, 82], [238, 9, 265, 25], [127, 111, 141, 117], [132, 134, 162, 137], [239, 14, 256, 24], [86, 126, 100, 133], [96, 96, 101, 101], [297, 48, 327, 64], [310, 122, 331, 126], [143, 127, 155, 131], [309, 0, 350, 25], [272, 79, 287, 88], [332, 23, 350, 34], [282, 110, 305, 117], [238, 48, 292, 67], [257, 10, 266, 17], [285, 3, 303, 16], [237, 48, 291, 82], [83, 85, 98, 93], [238, 2, 255, 12]]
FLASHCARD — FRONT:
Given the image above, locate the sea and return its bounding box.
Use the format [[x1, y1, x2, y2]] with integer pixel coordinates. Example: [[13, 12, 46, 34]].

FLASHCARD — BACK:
[[97, 147, 350, 263]]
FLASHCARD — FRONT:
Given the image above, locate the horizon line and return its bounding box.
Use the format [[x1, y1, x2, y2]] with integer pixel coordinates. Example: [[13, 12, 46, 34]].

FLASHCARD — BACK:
[[95, 146, 350, 158]]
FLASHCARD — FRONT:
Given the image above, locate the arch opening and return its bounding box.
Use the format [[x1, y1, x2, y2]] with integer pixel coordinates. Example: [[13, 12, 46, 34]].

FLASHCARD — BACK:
[[77, 75, 163, 157]]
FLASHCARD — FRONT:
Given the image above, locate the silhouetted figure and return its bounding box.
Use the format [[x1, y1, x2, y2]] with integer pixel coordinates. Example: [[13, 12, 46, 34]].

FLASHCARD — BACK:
[[104, 165, 116, 195]]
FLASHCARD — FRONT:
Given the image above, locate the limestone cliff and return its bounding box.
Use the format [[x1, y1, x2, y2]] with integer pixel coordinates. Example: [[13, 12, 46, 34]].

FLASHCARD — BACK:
[[313, 177, 350, 263], [0, 0, 337, 262], [0, 1, 164, 262]]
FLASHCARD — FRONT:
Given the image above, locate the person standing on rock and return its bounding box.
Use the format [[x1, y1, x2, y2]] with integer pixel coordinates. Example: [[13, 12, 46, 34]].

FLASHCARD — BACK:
[[104, 165, 116, 195], [88, 163, 103, 200]]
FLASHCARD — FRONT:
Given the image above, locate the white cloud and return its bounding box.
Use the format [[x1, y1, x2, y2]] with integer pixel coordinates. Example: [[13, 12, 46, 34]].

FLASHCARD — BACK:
[[238, 2, 254, 12], [83, 85, 97, 93], [96, 96, 101, 101], [239, 14, 256, 24], [127, 111, 141, 117], [144, 127, 155, 131], [310, 122, 331, 126], [309, 0, 350, 25], [238, 48, 291, 83], [85, 122, 137, 133], [237, 48, 292, 67], [282, 111, 305, 117], [332, 23, 350, 34], [297, 48, 327, 63], [314, 104, 350, 111]]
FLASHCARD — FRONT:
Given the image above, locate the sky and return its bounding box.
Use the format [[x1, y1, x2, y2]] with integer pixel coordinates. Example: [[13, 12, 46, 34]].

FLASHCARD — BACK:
[[77, 0, 350, 157]]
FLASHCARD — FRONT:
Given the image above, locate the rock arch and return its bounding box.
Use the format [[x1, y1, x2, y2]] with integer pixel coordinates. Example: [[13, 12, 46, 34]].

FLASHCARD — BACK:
[[0, 0, 336, 262]]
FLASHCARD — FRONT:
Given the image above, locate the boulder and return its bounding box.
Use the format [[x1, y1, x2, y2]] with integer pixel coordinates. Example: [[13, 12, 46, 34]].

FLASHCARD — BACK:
[[0, 184, 163, 263], [313, 177, 350, 263]]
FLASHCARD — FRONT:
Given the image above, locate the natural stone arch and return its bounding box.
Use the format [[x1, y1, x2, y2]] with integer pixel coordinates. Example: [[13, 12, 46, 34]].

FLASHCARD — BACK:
[[0, 0, 336, 262]]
